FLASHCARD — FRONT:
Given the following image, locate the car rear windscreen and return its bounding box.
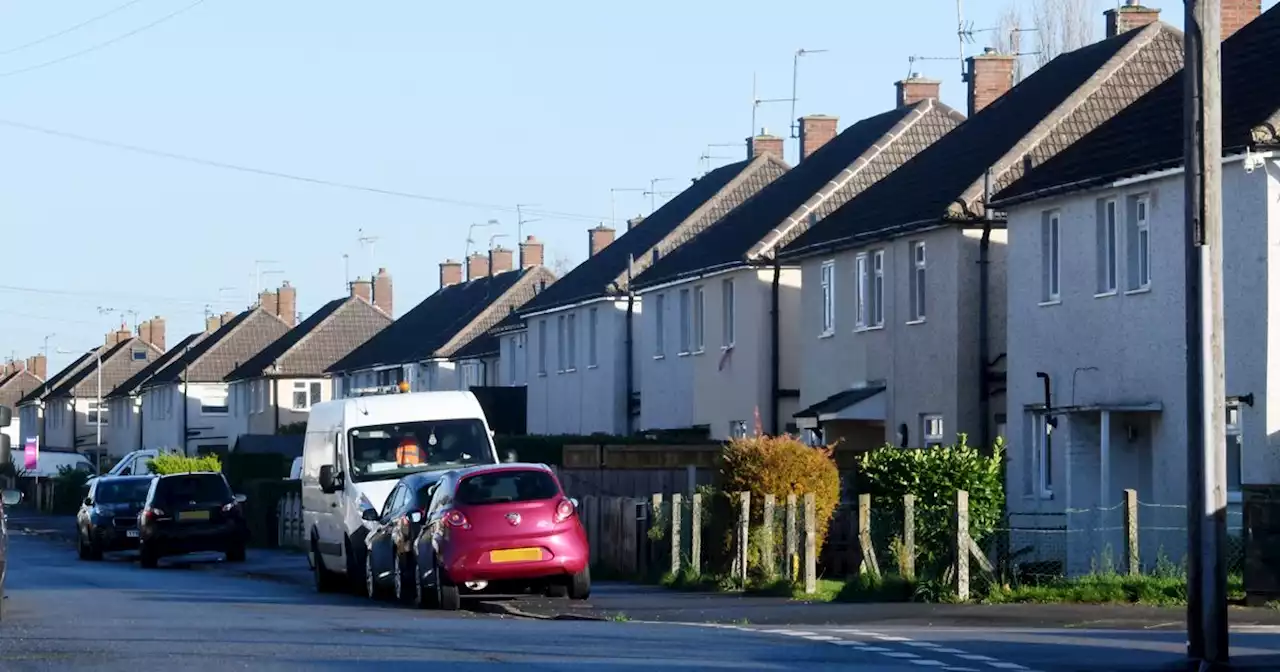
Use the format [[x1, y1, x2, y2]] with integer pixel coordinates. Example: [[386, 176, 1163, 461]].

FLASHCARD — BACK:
[[156, 474, 232, 505], [96, 479, 153, 504], [456, 470, 560, 505]]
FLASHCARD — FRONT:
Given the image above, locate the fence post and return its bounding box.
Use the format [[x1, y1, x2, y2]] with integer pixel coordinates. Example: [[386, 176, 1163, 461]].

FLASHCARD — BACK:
[[690, 492, 702, 576], [736, 491, 751, 584], [786, 493, 798, 580], [954, 489, 970, 601], [647, 493, 664, 578], [858, 493, 880, 578], [803, 493, 817, 594], [762, 494, 776, 580], [670, 492, 683, 576], [902, 493, 916, 581], [1124, 488, 1139, 576]]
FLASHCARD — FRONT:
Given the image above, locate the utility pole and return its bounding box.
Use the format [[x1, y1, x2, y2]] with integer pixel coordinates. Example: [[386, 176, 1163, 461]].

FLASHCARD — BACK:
[[95, 307, 113, 472], [1183, 0, 1227, 668]]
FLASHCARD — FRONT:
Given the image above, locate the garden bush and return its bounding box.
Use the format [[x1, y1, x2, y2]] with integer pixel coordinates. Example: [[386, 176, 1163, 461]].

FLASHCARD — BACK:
[[857, 434, 1004, 573], [51, 464, 91, 514], [148, 454, 222, 475]]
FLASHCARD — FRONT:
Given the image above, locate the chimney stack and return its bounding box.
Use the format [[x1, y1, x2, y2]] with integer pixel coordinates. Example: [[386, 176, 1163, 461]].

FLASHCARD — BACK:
[[220, 311, 236, 328], [895, 74, 942, 108], [206, 315, 222, 333], [349, 277, 373, 303], [588, 225, 616, 257], [519, 236, 544, 269], [798, 115, 839, 161], [627, 216, 644, 231], [964, 47, 1016, 117], [276, 281, 297, 327], [27, 354, 46, 380], [2, 361, 14, 377], [372, 267, 393, 317], [439, 259, 463, 288], [489, 247, 514, 275], [258, 288, 280, 317], [138, 316, 166, 352], [1223, 0, 1261, 39], [747, 129, 785, 161], [466, 253, 490, 281], [1104, 1, 1160, 38]]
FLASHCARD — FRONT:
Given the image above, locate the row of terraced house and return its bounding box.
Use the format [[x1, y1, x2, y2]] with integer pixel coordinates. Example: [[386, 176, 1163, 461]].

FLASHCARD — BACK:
[[2, 1, 1277, 574]]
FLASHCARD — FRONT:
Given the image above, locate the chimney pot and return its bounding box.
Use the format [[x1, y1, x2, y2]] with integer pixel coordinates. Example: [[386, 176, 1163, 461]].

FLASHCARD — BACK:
[[798, 115, 839, 161], [439, 259, 463, 288], [518, 236, 544, 269], [895, 76, 942, 108], [1104, 3, 1161, 38], [488, 246, 514, 275], [372, 267, 393, 316], [588, 225, 616, 257], [965, 49, 1016, 117], [747, 132, 785, 161], [1222, 0, 1261, 39], [466, 253, 490, 281], [350, 277, 373, 303]]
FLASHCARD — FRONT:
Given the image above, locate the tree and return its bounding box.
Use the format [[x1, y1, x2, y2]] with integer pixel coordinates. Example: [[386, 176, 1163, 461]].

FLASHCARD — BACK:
[[550, 253, 574, 277], [990, 3, 1027, 83], [1030, 0, 1097, 69]]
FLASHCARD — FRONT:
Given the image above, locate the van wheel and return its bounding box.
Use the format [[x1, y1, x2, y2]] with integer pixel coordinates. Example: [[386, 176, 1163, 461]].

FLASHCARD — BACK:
[[344, 536, 365, 595], [311, 535, 341, 593]]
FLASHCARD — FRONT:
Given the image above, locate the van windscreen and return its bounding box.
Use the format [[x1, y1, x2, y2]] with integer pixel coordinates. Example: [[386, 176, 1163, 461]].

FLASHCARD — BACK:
[[348, 419, 491, 483]]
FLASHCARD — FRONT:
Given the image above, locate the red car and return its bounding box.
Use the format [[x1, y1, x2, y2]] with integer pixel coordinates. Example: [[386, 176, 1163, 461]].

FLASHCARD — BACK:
[[410, 463, 590, 610]]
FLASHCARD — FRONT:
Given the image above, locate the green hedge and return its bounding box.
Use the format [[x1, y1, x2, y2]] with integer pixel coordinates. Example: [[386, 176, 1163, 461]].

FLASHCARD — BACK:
[[240, 477, 301, 548], [148, 454, 222, 475]]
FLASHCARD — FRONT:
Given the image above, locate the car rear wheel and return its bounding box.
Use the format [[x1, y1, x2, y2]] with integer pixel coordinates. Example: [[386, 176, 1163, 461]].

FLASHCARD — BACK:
[[138, 543, 159, 569], [435, 562, 460, 611], [393, 552, 414, 604], [225, 543, 246, 563], [568, 566, 591, 600], [414, 556, 434, 609], [364, 551, 380, 600]]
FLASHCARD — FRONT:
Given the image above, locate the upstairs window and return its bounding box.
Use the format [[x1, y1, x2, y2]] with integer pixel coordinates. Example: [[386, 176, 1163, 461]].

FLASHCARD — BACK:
[[1041, 210, 1061, 303], [820, 260, 835, 335]]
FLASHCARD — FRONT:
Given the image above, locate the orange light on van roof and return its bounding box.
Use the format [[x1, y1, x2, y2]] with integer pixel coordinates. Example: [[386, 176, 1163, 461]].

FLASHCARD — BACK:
[[397, 380, 410, 393]]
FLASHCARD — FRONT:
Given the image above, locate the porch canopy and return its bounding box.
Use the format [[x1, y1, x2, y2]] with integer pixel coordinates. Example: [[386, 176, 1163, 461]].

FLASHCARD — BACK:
[[794, 383, 887, 430]]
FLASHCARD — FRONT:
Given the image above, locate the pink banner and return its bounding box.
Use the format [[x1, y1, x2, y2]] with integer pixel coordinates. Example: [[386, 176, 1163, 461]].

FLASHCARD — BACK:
[[23, 437, 37, 471]]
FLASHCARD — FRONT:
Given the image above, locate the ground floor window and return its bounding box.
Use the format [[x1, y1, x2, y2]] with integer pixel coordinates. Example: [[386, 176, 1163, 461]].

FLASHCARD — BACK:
[[1227, 400, 1242, 495], [922, 414, 944, 448]]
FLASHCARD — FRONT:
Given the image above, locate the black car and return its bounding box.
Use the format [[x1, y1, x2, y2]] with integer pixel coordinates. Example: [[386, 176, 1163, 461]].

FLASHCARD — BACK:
[[362, 471, 442, 603], [136, 471, 248, 569], [77, 475, 154, 560]]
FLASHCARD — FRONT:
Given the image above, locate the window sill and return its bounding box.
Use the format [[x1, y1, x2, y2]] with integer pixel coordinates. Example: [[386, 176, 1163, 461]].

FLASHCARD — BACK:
[[677, 351, 691, 357], [818, 330, 834, 340], [854, 324, 885, 333], [652, 355, 665, 360], [721, 344, 735, 352], [564, 367, 577, 374], [1094, 290, 1118, 299], [1124, 286, 1152, 296], [692, 349, 705, 356], [536, 372, 547, 378], [906, 318, 926, 326], [586, 364, 599, 370], [1038, 299, 1062, 307]]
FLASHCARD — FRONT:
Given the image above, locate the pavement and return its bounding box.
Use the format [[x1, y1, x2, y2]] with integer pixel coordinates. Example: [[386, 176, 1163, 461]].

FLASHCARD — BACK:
[[7, 508, 1280, 670]]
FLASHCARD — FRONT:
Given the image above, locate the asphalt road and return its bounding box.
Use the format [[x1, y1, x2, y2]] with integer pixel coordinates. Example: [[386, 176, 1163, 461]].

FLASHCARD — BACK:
[[4, 525, 1280, 671]]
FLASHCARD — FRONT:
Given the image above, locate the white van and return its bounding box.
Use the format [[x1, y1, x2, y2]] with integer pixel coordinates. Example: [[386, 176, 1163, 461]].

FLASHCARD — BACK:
[[301, 391, 501, 592], [85, 448, 178, 488], [23, 450, 96, 479]]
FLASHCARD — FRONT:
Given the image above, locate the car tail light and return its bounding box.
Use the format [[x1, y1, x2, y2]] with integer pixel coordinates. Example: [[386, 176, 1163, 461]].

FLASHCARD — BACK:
[[143, 507, 166, 522], [554, 498, 575, 523], [221, 501, 240, 513], [444, 509, 470, 530]]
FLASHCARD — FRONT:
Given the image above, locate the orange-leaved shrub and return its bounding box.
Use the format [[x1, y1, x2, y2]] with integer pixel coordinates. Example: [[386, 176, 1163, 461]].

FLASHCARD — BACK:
[[720, 432, 841, 548]]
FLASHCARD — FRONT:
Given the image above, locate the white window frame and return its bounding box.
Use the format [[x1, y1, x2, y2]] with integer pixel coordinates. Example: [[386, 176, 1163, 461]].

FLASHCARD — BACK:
[[922, 414, 944, 448], [87, 400, 108, 426], [201, 389, 229, 416], [1227, 400, 1243, 501], [587, 307, 598, 367], [1098, 198, 1119, 296], [537, 319, 547, 376], [556, 315, 566, 372], [292, 381, 310, 410], [909, 241, 926, 322], [854, 252, 869, 328], [692, 285, 705, 353], [1041, 210, 1061, 304], [1132, 195, 1151, 291], [566, 312, 577, 371], [729, 420, 748, 439], [1033, 413, 1054, 498], [654, 293, 666, 358], [871, 249, 884, 327], [820, 260, 835, 336], [855, 250, 884, 330], [678, 288, 691, 354], [721, 279, 735, 348]]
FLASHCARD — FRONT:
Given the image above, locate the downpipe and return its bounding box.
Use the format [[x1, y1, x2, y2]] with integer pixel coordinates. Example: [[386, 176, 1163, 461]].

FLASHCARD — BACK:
[[770, 258, 781, 436]]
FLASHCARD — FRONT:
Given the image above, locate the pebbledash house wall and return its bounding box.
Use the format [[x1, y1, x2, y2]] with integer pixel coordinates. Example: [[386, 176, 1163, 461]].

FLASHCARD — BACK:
[[1004, 157, 1280, 575]]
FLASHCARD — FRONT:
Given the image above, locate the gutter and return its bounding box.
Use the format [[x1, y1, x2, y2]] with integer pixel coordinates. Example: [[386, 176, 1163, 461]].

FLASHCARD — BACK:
[[778, 219, 956, 263], [978, 170, 994, 452], [632, 261, 749, 296], [618, 254, 637, 435], [273, 378, 280, 433]]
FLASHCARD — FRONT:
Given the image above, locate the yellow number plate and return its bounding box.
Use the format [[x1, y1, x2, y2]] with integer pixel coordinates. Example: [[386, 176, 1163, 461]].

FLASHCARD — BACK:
[[179, 510, 210, 521], [489, 548, 541, 563]]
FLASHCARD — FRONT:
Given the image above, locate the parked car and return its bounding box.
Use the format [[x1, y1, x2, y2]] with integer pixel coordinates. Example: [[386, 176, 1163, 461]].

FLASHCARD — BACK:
[[411, 463, 589, 611], [301, 391, 502, 594], [0, 488, 24, 622], [362, 471, 445, 602], [85, 448, 177, 489], [136, 472, 248, 569], [76, 475, 155, 560]]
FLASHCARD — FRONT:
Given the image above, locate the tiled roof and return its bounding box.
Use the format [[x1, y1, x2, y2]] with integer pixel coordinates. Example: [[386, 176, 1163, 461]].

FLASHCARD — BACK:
[[144, 308, 292, 386], [48, 337, 164, 398], [779, 22, 1185, 260], [995, 6, 1280, 204], [517, 154, 789, 315], [105, 331, 206, 399], [0, 369, 43, 409], [633, 100, 965, 289], [226, 296, 392, 381], [329, 266, 556, 373], [17, 348, 100, 406]]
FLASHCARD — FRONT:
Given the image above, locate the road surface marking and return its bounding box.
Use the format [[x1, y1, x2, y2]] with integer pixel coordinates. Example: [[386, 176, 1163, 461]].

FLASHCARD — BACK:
[[909, 660, 948, 667], [941, 668, 981, 672], [879, 651, 920, 659], [958, 654, 997, 662], [986, 663, 1029, 670], [905, 641, 942, 648], [873, 634, 911, 641], [801, 635, 839, 641], [932, 648, 968, 654]]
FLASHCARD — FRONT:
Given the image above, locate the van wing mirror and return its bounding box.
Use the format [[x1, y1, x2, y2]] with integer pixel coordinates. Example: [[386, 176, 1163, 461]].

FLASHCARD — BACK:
[[318, 465, 342, 494], [3, 489, 24, 506]]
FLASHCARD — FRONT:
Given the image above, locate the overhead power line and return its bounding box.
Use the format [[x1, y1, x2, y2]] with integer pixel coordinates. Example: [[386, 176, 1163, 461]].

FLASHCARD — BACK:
[[0, 118, 610, 223], [0, 0, 150, 57], [0, 282, 225, 307], [0, 0, 208, 79]]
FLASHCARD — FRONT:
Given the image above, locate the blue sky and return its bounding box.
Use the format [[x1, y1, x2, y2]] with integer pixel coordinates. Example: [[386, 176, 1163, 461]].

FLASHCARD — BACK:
[[0, 0, 1269, 375]]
